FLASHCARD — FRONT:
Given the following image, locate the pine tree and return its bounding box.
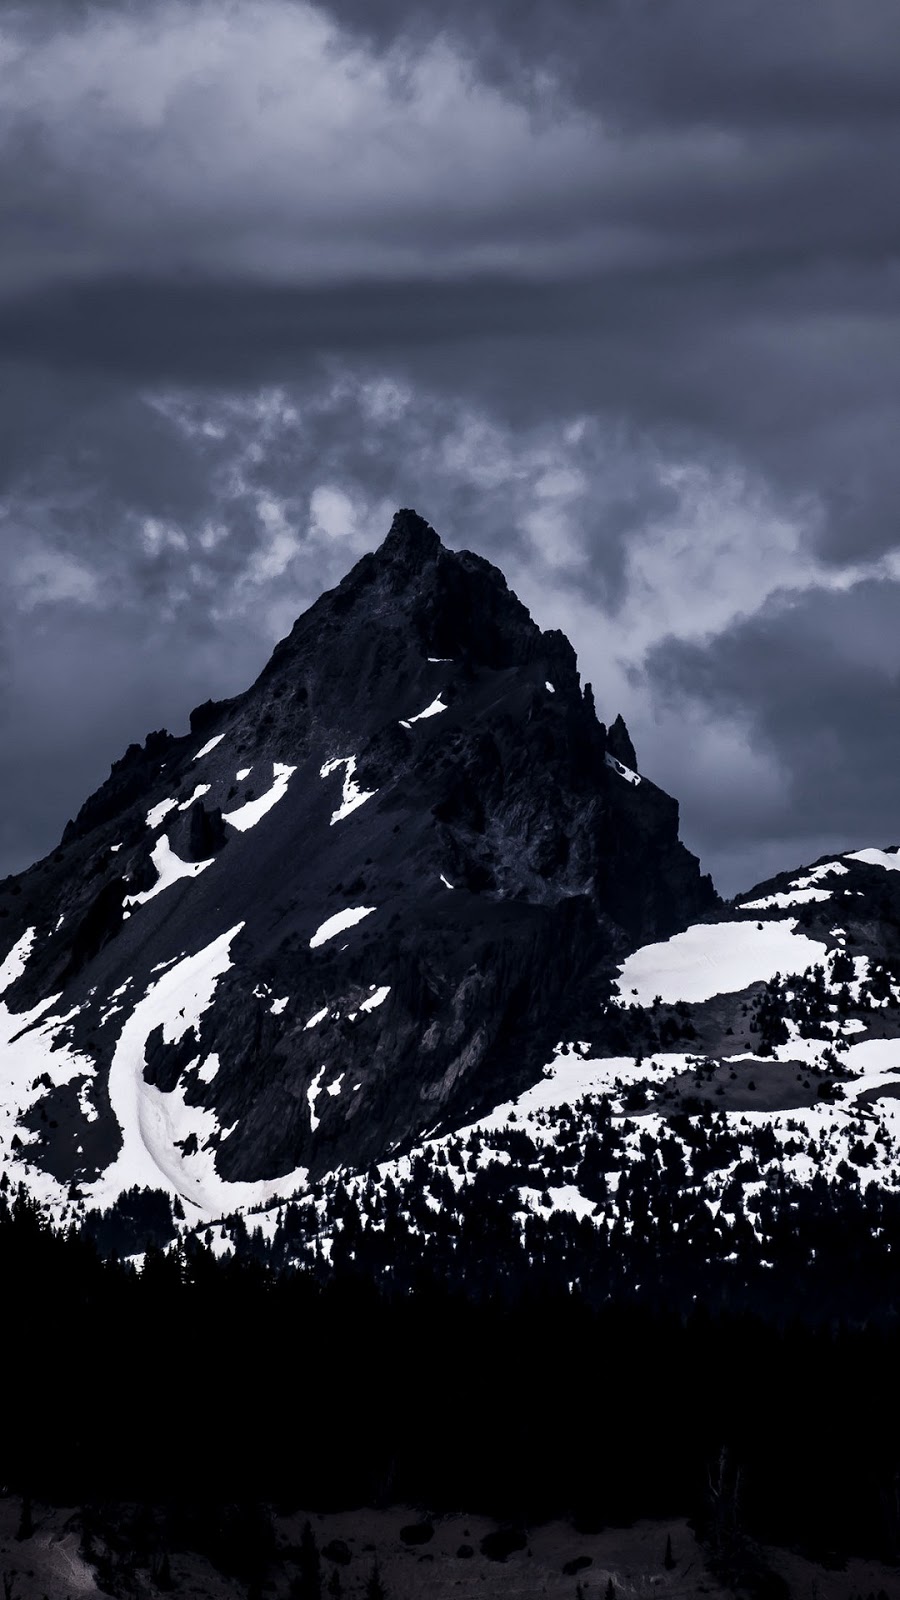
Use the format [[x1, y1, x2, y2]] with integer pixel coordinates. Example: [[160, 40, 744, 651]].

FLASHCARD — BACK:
[[292, 1521, 322, 1600], [365, 1561, 387, 1600], [15, 1497, 32, 1542], [152, 1550, 173, 1591]]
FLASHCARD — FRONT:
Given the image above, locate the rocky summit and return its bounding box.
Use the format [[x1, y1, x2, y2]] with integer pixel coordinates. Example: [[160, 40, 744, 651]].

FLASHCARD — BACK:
[[0, 509, 716, 1217]]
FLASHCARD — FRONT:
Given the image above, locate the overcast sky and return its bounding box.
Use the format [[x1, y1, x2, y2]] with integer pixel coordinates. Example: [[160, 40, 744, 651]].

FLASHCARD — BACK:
[[2, 0, 899, 896]]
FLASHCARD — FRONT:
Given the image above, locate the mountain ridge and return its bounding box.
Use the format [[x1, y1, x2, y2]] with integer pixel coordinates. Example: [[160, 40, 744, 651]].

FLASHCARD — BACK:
[[0, 510, 717, 1214]]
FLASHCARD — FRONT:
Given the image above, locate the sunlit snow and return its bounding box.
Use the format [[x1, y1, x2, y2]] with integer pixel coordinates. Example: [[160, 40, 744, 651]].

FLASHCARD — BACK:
[[359, 985, 390, 1013], [178, 783, 211, 811], [223, 762, 296, 832], [309, 906, 375, 948], [0, 928, 36, 995], [847, 847, 900, 872], [193, 733, 225, 760], [145, 797, 178, 830], [125, 835, 213, 906], [616, 918, 830, 1007], [741, 859, 853, 908], [0, 933, 94, 1206], [741, 887, 833, 911], [319, 756, 378, 824], [92, 924, 307, 1214], [307, 1065, 327, 1131], [400, 696, 446, 729], [605, 752, 641, 786], [791, 861, 849, 890]]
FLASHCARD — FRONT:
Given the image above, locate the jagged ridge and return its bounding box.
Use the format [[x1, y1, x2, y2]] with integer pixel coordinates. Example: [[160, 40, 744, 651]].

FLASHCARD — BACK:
[[0, 509, 716, 1211]]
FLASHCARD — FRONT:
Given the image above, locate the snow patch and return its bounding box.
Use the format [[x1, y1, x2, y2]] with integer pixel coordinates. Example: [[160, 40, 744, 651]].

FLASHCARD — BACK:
[[790, 861, 850, 890], [92, 924, 307, 1214], [847, 847, 900, 872], [308, 1065, 327, 1131], [440, 874, 455, 889], [0, 958, 96, 1207], [145, 797, 178, 830], [359, 985, 390, 1014], [304, 1006, 329, 1029], [223, 762, 296, 832], [319, 755, 378, 825], [125, 835, 213, 906], [0, 928, 36, 995], [270, 996, 289, 1015], [194, 733, 225, 760], [309, 906, 375, 948], [605, 752, 641, 786], [400, 696, 446, 728], [616, 918, 829, 1007], [741, 888, 832, 911], [545, 681, 555, 693], [178, 783, 211, 811], [235, 766, 252, 781]]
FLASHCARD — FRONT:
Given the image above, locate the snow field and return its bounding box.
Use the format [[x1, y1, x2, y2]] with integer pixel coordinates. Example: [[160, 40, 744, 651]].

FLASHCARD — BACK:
[[740, 858, 851, 910], [616, 917, 830, 1007], [848, 847, 900, 872], [0, 929, 93, 1207], [90, 923, 308, 1215]]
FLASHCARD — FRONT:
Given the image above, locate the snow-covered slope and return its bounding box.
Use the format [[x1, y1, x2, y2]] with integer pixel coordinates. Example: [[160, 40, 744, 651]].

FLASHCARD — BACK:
[[215, 843, 900, 1270], [4, 509, 899, 1248]]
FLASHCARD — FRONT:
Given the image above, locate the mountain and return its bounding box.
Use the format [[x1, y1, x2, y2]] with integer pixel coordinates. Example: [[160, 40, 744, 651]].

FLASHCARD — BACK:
[[0, 509, 716, 1218], [6, 510, 900, 1574]]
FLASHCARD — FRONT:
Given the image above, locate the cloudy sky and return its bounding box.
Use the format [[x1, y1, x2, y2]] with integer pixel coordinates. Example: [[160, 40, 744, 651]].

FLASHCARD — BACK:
[[2, 0, 899, 896]]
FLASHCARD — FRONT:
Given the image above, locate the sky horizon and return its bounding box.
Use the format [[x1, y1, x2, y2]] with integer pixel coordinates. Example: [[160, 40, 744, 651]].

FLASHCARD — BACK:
[[2, 0, 899, 898]]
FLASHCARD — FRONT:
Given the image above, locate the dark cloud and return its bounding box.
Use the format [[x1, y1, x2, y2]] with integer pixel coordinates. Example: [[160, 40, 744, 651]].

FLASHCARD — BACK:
[[1, 0, 899, 895], [645, 581, 900, 884], [321, 0, 900, 130]]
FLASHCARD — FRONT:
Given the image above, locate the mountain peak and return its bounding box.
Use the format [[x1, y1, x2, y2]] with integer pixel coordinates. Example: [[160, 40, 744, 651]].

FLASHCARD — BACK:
[[378, 507, 442, 568], [607, 713, 638, 772], [0, 508, 717, 1209]]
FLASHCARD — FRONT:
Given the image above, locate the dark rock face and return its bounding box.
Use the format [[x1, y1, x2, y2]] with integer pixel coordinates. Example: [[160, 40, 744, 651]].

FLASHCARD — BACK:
[[607, 713, 638, 772], [0, 510, 717, 1198]]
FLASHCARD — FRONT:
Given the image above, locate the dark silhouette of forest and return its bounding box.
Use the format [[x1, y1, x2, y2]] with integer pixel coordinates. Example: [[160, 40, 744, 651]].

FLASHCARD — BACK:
[[3, 1167, 900, 1571]]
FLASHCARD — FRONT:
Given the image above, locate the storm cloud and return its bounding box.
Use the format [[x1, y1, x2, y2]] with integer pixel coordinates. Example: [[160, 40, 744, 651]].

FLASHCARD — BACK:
[[1, 0, 899, 894]]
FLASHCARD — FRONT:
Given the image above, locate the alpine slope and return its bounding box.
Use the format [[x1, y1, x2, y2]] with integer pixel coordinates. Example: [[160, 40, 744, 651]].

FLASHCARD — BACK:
[[2, 509, 899, 1250]]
